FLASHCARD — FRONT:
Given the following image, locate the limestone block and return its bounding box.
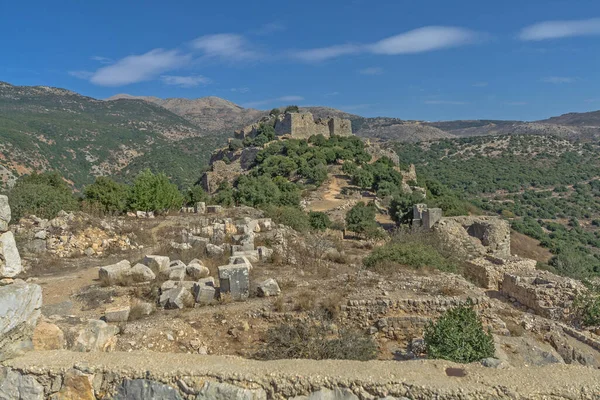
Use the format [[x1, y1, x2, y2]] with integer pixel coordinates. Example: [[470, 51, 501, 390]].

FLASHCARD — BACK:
[[0, 232, 22, 278], [0, 367, 44, 400], [142, 255, 170, 274], [218, 264, 250, 300], [257, 278, 280, 297], [105, 306, 130, 323], [73, 320, 118, 352], [187, 261, 210, 280], [0, 195, 10, 232], [159, 287, 194, 309], [196, 202, 207, 214], [113, 379, 183, 400], [196, 381, 266, 400], [98, 260, 131, 286], [32, 321, 64, 350]]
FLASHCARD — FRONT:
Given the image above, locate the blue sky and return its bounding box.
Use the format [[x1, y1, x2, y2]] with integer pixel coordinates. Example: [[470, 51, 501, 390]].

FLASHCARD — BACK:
[[2, 0, 600, 121]]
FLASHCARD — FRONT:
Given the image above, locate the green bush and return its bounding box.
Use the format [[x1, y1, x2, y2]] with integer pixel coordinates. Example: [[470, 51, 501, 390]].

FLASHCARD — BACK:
[[127, 169, 184, 212], [424, 300, 495, 363], [262, 205, 310, 232], [9, 172, 78, 220], [574, 284, 600, 327], [284, 105, 300, 113], [185, 185, 209, 205], [345, 202, 377, 237], [364, 240, 457, 273], [309, 211, 331, 231], [254, 321, 378, 361], [83, 177, 130, 214], [212, 182, 235, 207]]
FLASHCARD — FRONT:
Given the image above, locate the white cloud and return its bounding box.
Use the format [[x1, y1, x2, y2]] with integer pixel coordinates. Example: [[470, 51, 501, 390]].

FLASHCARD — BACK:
[[424, 100, 469, 105], [369, 26, 477, 55], [90, 56, 113, 64], [291, 26, 479, 62], [541, 76, 575, 84], [472, 82, 488, 87], [88, 49, 190, 86], [192, 33, 258, 61], [243, 95, 304, 108], [231, 87, 250, 93], [359, 67, 383, 75], [161, 75, 211, 88], [68, 70, 93, 79], [519, 18, 600, 41], [292, 44, 361, 62]]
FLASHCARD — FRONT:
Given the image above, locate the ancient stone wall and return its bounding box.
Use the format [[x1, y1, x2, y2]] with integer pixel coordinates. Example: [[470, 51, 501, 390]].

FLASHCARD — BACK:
[[434, 216, 511, 259], [465, 256, 537, 290]]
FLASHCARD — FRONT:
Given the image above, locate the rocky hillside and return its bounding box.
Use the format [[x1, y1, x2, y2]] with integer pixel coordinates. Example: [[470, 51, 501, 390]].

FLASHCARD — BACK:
[[0, 82, 227, 188]]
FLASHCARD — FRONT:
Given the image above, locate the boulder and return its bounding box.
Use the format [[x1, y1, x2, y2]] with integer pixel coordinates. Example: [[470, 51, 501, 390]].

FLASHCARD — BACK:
[[98, 260, 132, 286], [196, 381, 266, 400], [113, 379, 183, 400], [196, 202, 207, 214], [0, 282, 42, 361], [161, 280, 179, 292], [193, 279, 216, 305], [257, 278, 281, 297], [187, 260, 210, 279], [232, 250, 259, 263], [32, 321, 64, 350], [218, 264, 250, 301], [51, 368, 95, 400], [257, 246, 274, 261], [0, 195, 10, 232], [72, 319, 118, 352], [0, 232, 22, 278], [206, 243, 225, 257], [163, 264, 186, 281], [159, 287, 194, 309], [128, 263, 156, 283], [105, 306, 131, 323], [0, 367, 44, 400], [142, 255, 170, 274]]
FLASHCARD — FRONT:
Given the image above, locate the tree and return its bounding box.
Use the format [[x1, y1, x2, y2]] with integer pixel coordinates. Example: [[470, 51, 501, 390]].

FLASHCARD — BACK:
[[269, 108, 281, 117], [424, 300, 494, 363], [351, 168, 374, 190], [309, 211, 331, 231], [186, 185, 209, 205], [83, 177, 130, 214], [212, 181, 235, 207], [284, 105, 300, 113], [9, 172, 78, 220], [128, 169, 184, 212], [345, 202, 377, 236]]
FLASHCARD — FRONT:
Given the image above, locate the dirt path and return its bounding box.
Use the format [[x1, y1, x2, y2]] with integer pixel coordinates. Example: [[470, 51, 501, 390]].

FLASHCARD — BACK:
[[307, 174, 347, 212]]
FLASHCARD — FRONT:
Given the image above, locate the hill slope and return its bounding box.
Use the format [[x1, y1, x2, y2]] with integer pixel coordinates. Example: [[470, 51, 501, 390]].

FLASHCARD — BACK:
[[0, 82, 224, 188]]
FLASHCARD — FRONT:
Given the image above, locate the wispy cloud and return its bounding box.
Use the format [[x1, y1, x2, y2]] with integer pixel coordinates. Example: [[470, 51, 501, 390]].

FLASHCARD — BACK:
[[291, 26, 480, 62], [161, 75, 211, 88], [231, 87, 250, 93], [519, 18, 600, 41], [90, 56, 113, 64], [251, 22, 286, 36], [324, 91, 340, 97], [424, 100, 469, 105], [541, 76, 575, 84], [192, 33, 258, 61], [472, 82, 488, 87], [243, 95, 304, 108], [85, 49, 190, 86], [359, 67, 383, 75]]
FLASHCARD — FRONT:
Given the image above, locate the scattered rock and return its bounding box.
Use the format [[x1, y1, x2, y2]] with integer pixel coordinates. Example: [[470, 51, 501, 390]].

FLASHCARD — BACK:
[[257, 246, 273, 261], [73, 319, 118, 352], [218, 264, 250, 301], [51, 368, 94, 400], [186, 260, 210, 279], [193, 281, 216, 305], [159, 287, 194, 309], [206, 243, 225, 257], [105, 306, 131, 323], [0, 195, 10, 232], [98, 260, 132, 286], [142, 255, 170, 274], [128, 263, 156, 283], [32, 321, 64, 350], [257, 278, 281, 297]]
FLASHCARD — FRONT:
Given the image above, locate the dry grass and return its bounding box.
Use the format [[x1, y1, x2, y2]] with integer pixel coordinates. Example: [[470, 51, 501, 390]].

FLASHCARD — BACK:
[[294, 290, 317, 312], [75, 286, 116, 310]]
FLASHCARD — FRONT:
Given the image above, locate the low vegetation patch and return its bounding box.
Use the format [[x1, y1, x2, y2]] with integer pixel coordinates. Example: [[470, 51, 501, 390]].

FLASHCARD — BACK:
[[254, 321, 378, 361]]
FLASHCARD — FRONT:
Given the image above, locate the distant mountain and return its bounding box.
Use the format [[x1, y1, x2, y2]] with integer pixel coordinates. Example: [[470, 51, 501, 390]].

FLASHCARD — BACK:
[[3, 81, 600, 189], [0, 82, 226, 188]]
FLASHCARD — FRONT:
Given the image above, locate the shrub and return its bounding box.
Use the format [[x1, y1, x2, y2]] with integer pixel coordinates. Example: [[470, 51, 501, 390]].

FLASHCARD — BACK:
[[424, 300, 495, 363], [9, 172, 79, 220], [574, 284, 600, 327], [345, 202, 377, 236], [128, 169, 184, 212], [262, 205, 310, 232], [228, 139, 244, 151], [309, 211, 331, 231], [212, 181, 235, 206], [83, 176, 130, 214], [254, 321, 377, 361], [284, 105, 300, 113], [364, 240, 457, 273], [185, 185, 209, 205]]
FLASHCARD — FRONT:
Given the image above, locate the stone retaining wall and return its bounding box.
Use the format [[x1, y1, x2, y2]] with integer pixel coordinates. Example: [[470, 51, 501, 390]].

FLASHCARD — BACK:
[[3, 350, 600, 399]]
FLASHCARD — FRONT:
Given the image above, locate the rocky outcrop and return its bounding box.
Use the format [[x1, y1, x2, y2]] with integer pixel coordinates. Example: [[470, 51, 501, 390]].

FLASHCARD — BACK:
[[0, 195, 10, 232], [434, 216, 511, 259], [0, 281, 42, 361], [0, 231, 22, 278]]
